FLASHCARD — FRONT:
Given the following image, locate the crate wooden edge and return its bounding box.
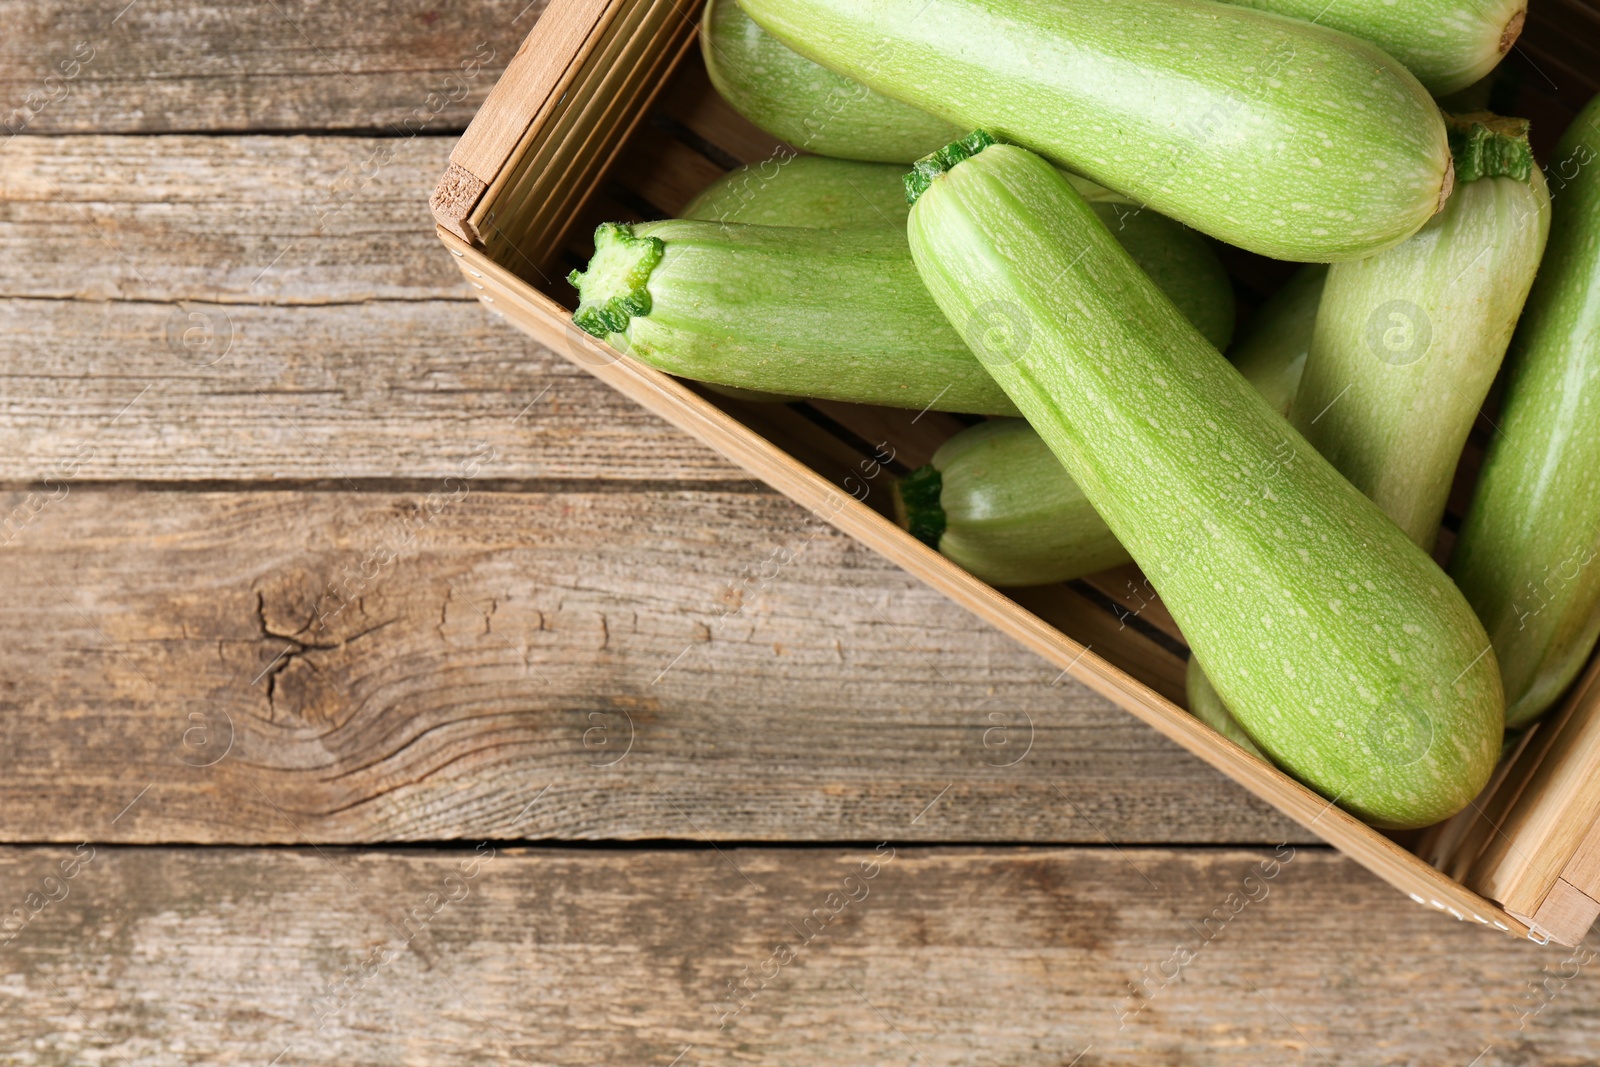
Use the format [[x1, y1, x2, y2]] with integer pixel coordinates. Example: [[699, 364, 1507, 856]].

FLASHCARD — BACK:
[[431, 0, 627, 240], [485, 4, 702, 276], [1420, 653, 1600, 949], [435, 221, 1538, 944], [1468, 653, 1600, 916]]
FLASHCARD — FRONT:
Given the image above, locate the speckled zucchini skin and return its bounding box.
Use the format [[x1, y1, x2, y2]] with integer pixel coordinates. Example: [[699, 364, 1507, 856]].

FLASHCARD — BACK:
[[906, 140, 1502, 828], [700, 0, 959, 163], [1451, 96, 1600, 728], [683, 156, 1236, 351], [1229, 265, 1326, 419], [1225, 0, 1524, 96], [1290, 119, 1550, 551], [1188, 659, 1267, 758], [740, 0, 1451, 262], [682, 156, 917, 229], [1191, 120, 1546, 749], [899, 266, 1321, 588]]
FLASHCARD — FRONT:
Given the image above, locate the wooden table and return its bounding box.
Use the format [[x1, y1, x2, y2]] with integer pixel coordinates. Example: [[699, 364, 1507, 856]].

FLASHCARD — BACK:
[[1, 2, 1595, 1063]]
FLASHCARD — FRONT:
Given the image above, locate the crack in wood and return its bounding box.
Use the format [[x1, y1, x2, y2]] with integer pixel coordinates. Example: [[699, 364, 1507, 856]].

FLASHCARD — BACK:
[[251, 590, 395, 720]]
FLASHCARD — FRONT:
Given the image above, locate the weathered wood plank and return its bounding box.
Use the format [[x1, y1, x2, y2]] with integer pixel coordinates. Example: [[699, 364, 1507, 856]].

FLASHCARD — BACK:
[[0, 296, 745, 483], [0, 487, 1300, 845], [0, 845, 1588, 1065], [0, 0, 545, 135], [0, 134, 742, 482], [0, 135, 474, 303]]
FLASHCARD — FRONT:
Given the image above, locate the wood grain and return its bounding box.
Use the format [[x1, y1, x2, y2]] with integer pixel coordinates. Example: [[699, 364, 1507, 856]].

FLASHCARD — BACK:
[[0, 845, 1588, 1066], [1, 134, 475, 304], [1522, 879, 1600, 946], [1471, 652, 1600, 917], [447, 0, 618, 186], [0, 295, 747, 484], [0, 134, 742, 483], [1560, 812, 1600, 900], [0, 487, 1303, 845], [0, 0, 545, 135]]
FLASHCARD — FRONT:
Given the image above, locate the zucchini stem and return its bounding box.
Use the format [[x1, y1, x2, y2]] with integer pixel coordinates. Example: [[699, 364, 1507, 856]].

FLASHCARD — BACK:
[[893, 465, 946, 548], [568, 222, 666, 338], [904, 130, 1002, 206], [1446, 112, 1536, 184]]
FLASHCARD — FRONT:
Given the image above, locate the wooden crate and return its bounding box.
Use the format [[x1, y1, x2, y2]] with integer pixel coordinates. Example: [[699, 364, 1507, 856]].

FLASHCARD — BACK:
[[432, 0, 1600, 945]]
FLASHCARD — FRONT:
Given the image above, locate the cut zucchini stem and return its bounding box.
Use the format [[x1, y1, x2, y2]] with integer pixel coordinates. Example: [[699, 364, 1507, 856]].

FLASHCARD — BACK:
[[905, 129, 1001, 206], [1445, 112, 1536, 184], [569, 222, 665, 338], [565, 219, 1022, 415]]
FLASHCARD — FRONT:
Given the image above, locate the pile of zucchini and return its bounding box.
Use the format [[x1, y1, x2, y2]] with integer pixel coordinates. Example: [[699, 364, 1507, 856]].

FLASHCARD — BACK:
[[569, 0, 1600, 832]]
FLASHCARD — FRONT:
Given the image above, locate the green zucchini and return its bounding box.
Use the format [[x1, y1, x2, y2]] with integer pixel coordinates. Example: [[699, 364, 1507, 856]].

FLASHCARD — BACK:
[[741, 0, 1451, 262], [1450, 96, 1600, 728], [1225, 0, 1525, 96], [682, 156, 917, 229], [1191, 265, 1322, 753], [1097, 201, 1236, 358], [567, 220, 1016, 415], [896, 265, 1323, 588], [897, 420, 1131, 588], [1230, 265, 1328, 419], [1289, 114, 1550, 551], [683, 157, 1236, 352], [700, 0, 960, 163], [905, 133, 1502, 828], [569, 163, 1238, 411], [1192, 116, 1544, 750], [1188, 660, 1267, 759]]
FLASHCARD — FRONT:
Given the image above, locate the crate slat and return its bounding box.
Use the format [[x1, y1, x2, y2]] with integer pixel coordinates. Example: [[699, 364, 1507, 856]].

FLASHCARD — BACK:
[[475, 0, 694, 274], [1468, 653, 1600, 917], [433, 0, 623, 240]]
